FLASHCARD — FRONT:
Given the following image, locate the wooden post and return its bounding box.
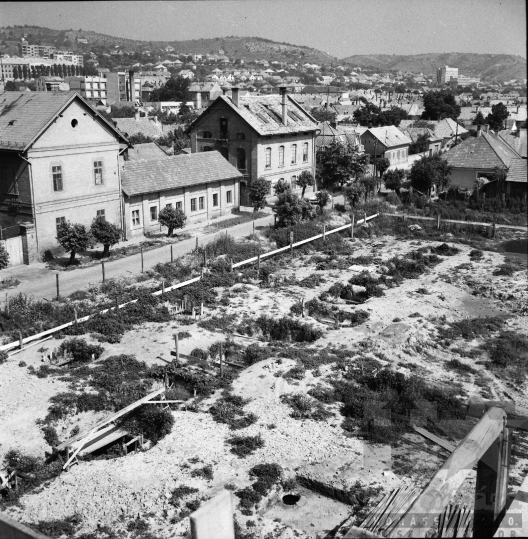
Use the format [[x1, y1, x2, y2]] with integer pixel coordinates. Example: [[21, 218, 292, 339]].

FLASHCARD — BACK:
[[140, 245, 144, 273], [203, 249, 206, 266], [252, 220, 255, 234], [274, 215, 277, 228], [364, 211, 367, 224], [101, 261, 105, 283], [174, 333, 179, 361], [74, 307, 78, 325], [161, 279, 165, 300], [230, 258, 233, 272], [350, 214, 355, 239], [56, 273, 60, 300], [301, 298, 305, 318], [219, 342, 224, 378], [19, 330, 23, 350], [200, 302, 204, 316], [196, 237, 198, 250], [257, 253, 261, 279], [5, 293, 8, 315], [437, 214, 441, 229], [323, 224, 326, 242], [474, 422, 511, 538], [492, 222, 496, 239], [290, 231, 294, 258], [115, 296, 119, 312], [170, 244, 173, 263]]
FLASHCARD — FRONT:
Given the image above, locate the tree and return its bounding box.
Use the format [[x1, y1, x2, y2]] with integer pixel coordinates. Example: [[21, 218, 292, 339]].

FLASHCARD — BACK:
[[314, 189, 331, 209], [158, 206, 187, 237], [316, 140, 370, 190], [421, 90, 461, 121], [376, 107, 408, 127], [486, 103, 509, 132], [295, 170, 315, 197], [359, 175, 377, 201], [474, 111, 486, 126], [274, 190, 316, 227], [0, 243, 9, 269], [343, 182, 365, 208], [4, 80, 17, 91], [408, 154, 452, 196], [375, 157, 390, 178], [310, 109, 336, 123], [408, 133, 430, 155], [149, 76, 190, 102], [353, 102, 381, 126], [90, 216, 122, 257], [383, 169, 406, 195], [492, 166, 508, 195], [249, 177, 271, 211], [56, 222, 94, 265], [273, 178, 291, 196]]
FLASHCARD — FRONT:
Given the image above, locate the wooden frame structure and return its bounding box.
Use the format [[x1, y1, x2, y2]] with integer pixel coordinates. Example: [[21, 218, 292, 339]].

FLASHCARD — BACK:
[[346, 399, 528, 538]]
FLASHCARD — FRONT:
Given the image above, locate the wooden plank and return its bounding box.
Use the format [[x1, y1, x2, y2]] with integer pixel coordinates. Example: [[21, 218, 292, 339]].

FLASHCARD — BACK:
[[55, 387, 164, 451], [0, 512, 51, 539], [413, 425, 456, 452], [493, 474, 528, 537], [466, 398, 528, 431], [344, 526, 383, 538], [389, 406, 507, 538], [80, 428, 128, 455]]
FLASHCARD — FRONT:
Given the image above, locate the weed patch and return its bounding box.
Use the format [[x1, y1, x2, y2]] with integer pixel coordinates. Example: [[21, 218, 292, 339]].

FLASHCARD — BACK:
[[280, 393, 332, 421], [227, 434, 265, 458]]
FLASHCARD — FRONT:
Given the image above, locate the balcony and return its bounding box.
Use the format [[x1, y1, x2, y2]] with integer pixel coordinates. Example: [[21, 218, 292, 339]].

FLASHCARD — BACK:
[[197, 131, 231, 142]]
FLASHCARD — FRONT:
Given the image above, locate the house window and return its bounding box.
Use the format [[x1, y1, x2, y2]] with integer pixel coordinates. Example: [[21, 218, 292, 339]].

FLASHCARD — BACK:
[[166, 203, 173, 209], [150, 206, 158, 222], [55, 216, 66, 235], [52, 165, 63, 191], [303, 142, 309, 162], [199, 196, 204, 210], [236, 148, 246, 170], [279, 145, 284, 167], [132, 209, 140, 226], [191, 198, 197, 211], [203, 146, 212, 152], [176, 201, 182, 210], [96, 209, 105, 219], [203, 131, 212, 138], [213, 193, 219, 207], [220, 118, 228, 139], [94, 161, 103, 185], [291, 144, 297, 164], [236, 132, 246, 141], [226, 190, 232, 203], [265, 147, 271, 169]]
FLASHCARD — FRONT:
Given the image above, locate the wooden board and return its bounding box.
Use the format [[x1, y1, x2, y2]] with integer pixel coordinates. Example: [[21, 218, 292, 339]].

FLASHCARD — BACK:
[[466, 398, 528, 432], [413, 425, 456, 452], [493, 474, 528, 537]]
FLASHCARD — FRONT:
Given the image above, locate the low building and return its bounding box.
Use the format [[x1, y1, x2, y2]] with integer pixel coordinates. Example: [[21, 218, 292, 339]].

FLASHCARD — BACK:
[[121, 151, 242, 237], [360, 126, 412, 167], [429, 118, 469, 150], [400, 127, 443, 156], [36, 76, 70, 92]]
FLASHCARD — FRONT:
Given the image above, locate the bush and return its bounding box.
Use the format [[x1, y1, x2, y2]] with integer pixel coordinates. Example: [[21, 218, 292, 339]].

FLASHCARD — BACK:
[[58, 338, 104, 363], [123, 404, 174, 444], [445, 359, 477, 374], [190, 348, 208, 360], [243, 344, 274, 366], [255, 315, 323, 342], [191, 464, 214, 481], [0, 350, 8, 364], [280, 393, 332, 421], [169, 485, 200, 507], [42, 425, 60, 447], [438, 316, 506, 341], [227, 434, 265, 457], [483, 331, 528, 383], [469, 249, 484, 261], [493, 263, 516, 276], [34, 515, 82, 538], [42, 249, 55, 262], [430, 243, 460, 256]]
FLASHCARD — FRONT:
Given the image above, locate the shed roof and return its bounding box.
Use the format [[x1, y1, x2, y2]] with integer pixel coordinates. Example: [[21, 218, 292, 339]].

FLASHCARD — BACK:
[[121, 151, 243, 196], [506, 158, 527, 183]]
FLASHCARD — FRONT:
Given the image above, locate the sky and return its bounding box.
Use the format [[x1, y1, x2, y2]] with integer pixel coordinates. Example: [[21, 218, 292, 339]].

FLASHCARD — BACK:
[[1, 0, 526, 59]]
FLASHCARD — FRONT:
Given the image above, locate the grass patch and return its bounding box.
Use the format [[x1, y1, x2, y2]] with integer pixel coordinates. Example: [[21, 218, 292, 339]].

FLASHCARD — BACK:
[[209, 393, 258, 430], [445, 359, 477, 374], [482, 331, 528, 384], [438, 316, 507, 341], [280, 393, 333, 421], [227, 434, 265, 458]]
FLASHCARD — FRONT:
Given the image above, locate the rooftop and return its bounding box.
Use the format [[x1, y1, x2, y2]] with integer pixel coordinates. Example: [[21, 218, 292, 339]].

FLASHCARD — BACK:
[[125, 142, 171, 162], [121, 151, 243, 197], [506, 158, 527, 183], [363, 125, 412, 148]]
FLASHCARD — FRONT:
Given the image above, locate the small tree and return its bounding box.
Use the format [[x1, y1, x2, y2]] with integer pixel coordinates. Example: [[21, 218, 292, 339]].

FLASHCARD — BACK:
[[273, 178, 291, 196], [314, 189, 331, 210], [158, 206, 187, 237], [408, 133, 430, 155], [360, 175, 376, 201], [274, 191, 316, 227], [383, 169, 406, 195], [375, 158, 390, 178], [408, 154, 452, 197], [57, 222, 94, 265], [90, 216, 122, 257], [0, 243, 9, 269], [343, 182, 365, 208], [474, 111, 486, 126], [249, 177, 271, 211], [296, 170, 315, 197]]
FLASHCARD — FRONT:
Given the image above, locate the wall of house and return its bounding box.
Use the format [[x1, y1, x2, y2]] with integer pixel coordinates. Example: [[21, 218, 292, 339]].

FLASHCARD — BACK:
[[125, 178, 239, 237], [0, 152, 33, 226], [27, 100, 123, 254], [448, 167, 489, 190], [361, 136, 409, 166]]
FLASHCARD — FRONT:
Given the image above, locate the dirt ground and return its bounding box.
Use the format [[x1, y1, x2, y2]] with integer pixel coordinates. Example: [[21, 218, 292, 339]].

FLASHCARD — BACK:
[[0, 228, 527, 538]]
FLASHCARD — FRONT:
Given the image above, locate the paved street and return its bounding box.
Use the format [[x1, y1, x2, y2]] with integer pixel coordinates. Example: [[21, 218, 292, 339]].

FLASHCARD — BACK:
[[0, 213, 275, 302]]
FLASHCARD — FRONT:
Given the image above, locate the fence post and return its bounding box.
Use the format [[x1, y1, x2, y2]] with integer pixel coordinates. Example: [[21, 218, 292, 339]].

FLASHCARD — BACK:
[[161, 279, 165, 300], [19, 330, 23, 350], [301, 297, 305, 318], [492, 222, 496, 239], [170, 245, 173, 263], [274, 215, 277, 228], [257, 253, 261, 275], [74, 307, 78, 325], [115, 296, 119, 312], [230, 258, 233, 272], [174, 333, 179, 361], [350, 214, 354, 239], [323, 224, 326, 242], [140, 245, 144, 273], [196, 237, 198, 250], [5, 293, 8, 315], [437, 214, 441, 229], [219, 342, 224, 378], [56, 273, 60, 300], [101, 261, 105, 283], [252, 220, 255, 235], [364, 211, 367, 224], [200, 302, 204, 316], [290, 231, 294, 258]]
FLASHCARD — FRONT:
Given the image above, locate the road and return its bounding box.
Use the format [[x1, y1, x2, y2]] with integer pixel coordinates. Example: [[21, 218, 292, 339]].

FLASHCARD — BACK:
[[1, 213, 275, 302]]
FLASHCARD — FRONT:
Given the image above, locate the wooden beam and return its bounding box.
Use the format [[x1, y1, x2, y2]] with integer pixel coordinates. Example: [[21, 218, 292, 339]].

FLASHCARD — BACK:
[[390, 406, 507, 538], [493, 473, 528, 537], [55, 388, 164, 451], [412, 425, 456, 452], [466, 398, 528, 431]]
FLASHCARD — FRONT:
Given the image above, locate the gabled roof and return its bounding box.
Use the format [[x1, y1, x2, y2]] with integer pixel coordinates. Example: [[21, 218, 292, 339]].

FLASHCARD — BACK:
[[188, 94, 318, 136], [442, 131, 521, 169], [430, 118, 469, 140], [506, 158, 527, 183], [113, 117, 164, 139], [0, 91, 128, 151], [401, 127, 442, 143], [499, 128, 527, 158], [125, 142, 171, 162], [121, 151, 243, 197], [362, 126, 412, 148]]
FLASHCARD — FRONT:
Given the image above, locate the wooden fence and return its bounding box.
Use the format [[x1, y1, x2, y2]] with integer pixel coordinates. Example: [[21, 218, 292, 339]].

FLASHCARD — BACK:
[[0, 213, 378, 354]]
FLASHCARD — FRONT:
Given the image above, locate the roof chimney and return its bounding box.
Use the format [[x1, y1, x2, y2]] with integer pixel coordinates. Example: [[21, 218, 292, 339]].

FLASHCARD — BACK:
[[279, 86, 288, 126], [483, 124, 489, 133], [221, 86, 229, 96], [232, 86, 240, 107]]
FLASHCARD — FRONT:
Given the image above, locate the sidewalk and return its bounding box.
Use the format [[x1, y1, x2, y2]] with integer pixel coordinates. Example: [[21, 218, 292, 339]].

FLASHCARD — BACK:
[[0, 211, 275, 302]]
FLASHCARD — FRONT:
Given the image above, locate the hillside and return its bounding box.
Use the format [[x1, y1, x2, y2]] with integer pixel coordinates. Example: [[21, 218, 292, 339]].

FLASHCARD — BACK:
[[340, 52, 527, 81], [0, 25, 336, 64]]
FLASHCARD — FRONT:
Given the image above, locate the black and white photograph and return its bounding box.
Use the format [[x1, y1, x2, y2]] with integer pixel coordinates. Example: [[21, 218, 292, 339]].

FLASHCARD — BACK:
[[0, 1, 526, 537]]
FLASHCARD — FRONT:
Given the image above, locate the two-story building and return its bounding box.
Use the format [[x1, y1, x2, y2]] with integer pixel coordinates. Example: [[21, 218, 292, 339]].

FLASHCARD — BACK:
[[360, 126, 412, 167], [186, 87, 319, 204], [0, 92, 128, 259]]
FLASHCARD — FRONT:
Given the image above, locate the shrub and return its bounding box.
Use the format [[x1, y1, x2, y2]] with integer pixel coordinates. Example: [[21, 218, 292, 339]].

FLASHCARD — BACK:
[[349, 271, 384, 298], [469, 249, 484, 261], [493, 263, 516, 276], [243, 344, 274, 366], [0, 350, 8, 364], [255, 315, 323, 342], [280, 393, 332, 421], [431, 243, 460, 256], [438, 316, 506, 341], [56, 221, 94, 265], [169, 485, 199, 507], [190, 348, 208, 360], [191, 464, 214, 481], [34, 515, 82, 538], [445, 359, 477, 374], [42, 425, 60, 447], [123, 404, 174, 444], [58, 338, 104, 363], [42, 249, 55, 262], [227, 434, 265, 458], [483, 331, 528, 383]]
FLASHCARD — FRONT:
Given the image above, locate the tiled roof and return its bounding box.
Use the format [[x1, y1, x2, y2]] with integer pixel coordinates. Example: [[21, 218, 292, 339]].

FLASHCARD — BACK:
[[126, 142, 171, 162], [431, 118, 469, 140], [401, 127, 442, 143], [362, 126, 412, 148], [506, 158, 527, 183], [0, 91, 126, 151], [442, 131, 520, 169], [121, 151, 243, 196], [498, 129, 527, 158], [197, 94, 318, 136], [113, 117, 164, 139], [316, 121, 346, 148]]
